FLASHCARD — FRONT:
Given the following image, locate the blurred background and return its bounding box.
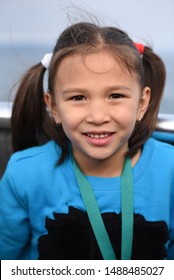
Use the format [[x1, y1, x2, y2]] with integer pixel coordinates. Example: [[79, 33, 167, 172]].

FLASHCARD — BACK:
[[0, 0, 174, 113]]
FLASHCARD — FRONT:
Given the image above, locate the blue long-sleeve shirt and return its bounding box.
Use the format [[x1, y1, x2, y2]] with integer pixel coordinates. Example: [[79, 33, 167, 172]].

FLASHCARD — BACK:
[[0, 138, 174, 259]]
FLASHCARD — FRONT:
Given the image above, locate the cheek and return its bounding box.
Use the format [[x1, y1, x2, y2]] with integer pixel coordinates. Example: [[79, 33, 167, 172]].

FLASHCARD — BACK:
[[57, 103, 73, 124], [115, 104, 138, 126], [59, 109, 82, 132]]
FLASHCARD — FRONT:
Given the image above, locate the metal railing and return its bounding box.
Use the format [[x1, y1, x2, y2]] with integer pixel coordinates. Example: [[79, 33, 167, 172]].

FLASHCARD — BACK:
[[0, 102, 12, 128], [156, 113, 174, 132]]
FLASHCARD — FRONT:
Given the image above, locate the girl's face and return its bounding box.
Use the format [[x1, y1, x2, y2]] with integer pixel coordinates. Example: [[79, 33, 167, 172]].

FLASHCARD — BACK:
[[45, 50, 150, 174]]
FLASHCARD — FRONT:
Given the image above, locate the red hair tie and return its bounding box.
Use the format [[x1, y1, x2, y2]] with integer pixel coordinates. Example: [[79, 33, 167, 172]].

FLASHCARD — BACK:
[[134, 42, 145, 55]]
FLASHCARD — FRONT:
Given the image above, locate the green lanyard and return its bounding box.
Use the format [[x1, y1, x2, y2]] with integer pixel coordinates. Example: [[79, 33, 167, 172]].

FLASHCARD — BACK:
[[72, 156, 133, 260]]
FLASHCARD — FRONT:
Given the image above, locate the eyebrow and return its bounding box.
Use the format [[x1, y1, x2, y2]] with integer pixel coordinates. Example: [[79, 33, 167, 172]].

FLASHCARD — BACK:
[[105, 85, 132, 92], [61, 85, 132, 94], [61, 88, 87, 94]]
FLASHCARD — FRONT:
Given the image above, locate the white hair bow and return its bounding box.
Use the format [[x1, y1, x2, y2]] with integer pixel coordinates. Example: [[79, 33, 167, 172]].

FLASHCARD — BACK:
[[41, 53, 53, 69]]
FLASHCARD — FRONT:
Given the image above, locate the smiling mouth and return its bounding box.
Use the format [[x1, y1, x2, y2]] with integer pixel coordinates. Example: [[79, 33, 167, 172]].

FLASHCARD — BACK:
[[82, 132, 115, 146], [85, 133, 113, 139]]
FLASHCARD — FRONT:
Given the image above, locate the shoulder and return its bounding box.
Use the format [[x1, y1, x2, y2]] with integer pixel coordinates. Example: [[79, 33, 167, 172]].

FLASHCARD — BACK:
[[0, 141, 65, 198], [149, 137, 174, 154], [144, 137, 174, 166], [10, 140, 60, 165], [5, 141, 62, 181], [0, 141, 73, 208], [133, 137, 174, 198]]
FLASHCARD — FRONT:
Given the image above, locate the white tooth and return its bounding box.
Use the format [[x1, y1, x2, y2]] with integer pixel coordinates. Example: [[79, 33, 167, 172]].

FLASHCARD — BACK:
[[95, 135, 100, 138], [88, 134, 95, 138], [100, 134, 105, 138], [87, 133, 111, 138]]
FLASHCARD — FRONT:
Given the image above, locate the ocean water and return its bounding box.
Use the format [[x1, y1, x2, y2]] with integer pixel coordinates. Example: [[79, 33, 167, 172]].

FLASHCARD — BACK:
[[0, 44, 52, 102], [0, 44, 174, 114]]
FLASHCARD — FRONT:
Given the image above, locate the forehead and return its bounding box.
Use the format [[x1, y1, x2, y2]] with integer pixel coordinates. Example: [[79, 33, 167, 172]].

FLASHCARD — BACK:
[[55, 50, 139, 86], [60, 50, 115, 73]]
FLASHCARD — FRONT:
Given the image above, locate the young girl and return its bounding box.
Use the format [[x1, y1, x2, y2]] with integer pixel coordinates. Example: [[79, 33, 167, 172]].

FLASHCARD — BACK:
[[0, 21, 174, 260]]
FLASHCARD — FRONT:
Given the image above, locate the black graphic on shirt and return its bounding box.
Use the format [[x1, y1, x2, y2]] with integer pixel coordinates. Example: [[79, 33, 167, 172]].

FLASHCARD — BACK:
[[38, 206, 169, 260]]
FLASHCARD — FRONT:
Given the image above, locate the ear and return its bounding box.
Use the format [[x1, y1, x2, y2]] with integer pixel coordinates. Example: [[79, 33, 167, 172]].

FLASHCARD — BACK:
[[137, 87, 151, 121], [44, 92, 61, 124]]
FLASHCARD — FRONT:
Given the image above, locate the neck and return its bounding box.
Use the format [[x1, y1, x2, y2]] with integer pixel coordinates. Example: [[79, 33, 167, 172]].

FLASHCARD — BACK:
[[79, 157, 124, 177], [73, 149, 141, 178]]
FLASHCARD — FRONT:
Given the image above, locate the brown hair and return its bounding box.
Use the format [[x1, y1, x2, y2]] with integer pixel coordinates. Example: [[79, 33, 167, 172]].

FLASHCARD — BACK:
[[11, 22, 166, 163]]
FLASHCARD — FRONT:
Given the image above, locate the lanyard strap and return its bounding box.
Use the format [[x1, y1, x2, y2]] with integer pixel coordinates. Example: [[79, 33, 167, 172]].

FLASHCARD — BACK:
[[121, 157, 134, 260], [72, 156, 116, 260], [72, 156, 133, 260]]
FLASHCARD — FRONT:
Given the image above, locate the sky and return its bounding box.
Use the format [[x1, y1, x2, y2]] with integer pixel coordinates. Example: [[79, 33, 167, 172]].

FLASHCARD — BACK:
[[0, 0, 174, 52]]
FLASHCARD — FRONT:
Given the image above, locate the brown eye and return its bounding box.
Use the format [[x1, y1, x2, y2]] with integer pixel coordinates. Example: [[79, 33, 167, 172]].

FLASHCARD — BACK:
[[72, 95, 85, 101], [110, 93, 123, 99]]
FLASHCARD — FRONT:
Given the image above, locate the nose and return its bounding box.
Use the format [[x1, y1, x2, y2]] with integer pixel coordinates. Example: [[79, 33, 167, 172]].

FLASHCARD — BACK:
[[86, 99, 110, 125]]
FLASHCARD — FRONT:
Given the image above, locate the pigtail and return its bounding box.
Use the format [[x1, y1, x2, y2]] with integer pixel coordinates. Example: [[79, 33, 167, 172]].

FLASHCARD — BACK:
[[11, 63, 49, 152], [128, 46, 166, 156], [11, 62, 69, 163], [143, 46, 166, 122]]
